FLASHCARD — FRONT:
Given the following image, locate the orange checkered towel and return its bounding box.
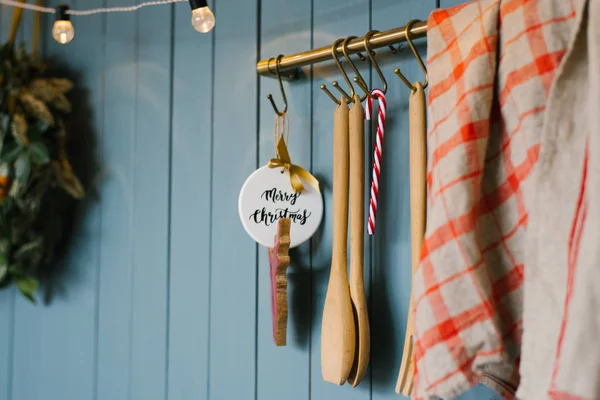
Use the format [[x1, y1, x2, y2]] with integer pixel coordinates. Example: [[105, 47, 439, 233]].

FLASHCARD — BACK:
[[411, 0, 600, 398]]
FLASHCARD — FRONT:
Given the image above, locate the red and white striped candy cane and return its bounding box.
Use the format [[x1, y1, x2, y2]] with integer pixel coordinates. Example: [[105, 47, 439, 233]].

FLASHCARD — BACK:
[[365, 88, 386, 235]]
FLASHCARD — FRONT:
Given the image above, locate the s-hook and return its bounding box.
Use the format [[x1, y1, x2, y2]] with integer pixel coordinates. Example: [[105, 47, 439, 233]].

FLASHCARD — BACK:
[[267, 55, 288, 116], [347, 30, 394, 100], [321, 38, 356, 105], [340, 35, 371, 102], [394, 19, 429, 91], [360, 30, 390, 95]]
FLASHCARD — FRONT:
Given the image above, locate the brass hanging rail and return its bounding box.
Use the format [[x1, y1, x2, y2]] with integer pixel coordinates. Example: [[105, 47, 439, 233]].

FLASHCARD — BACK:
[[256, 20, 428, 80]]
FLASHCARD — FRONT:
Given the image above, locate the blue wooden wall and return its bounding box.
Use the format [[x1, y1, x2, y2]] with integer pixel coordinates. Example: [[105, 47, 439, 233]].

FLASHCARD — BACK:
[[0, 0, 504, 399]]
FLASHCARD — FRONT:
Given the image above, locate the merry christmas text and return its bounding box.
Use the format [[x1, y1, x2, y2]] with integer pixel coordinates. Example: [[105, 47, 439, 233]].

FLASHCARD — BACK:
[[249, 207, 312, 226]]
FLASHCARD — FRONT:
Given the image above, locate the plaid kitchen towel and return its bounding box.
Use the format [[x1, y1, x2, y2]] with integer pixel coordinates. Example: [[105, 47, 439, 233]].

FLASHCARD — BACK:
[[412, 0, 579, 398], [519, 0, 600, 399]]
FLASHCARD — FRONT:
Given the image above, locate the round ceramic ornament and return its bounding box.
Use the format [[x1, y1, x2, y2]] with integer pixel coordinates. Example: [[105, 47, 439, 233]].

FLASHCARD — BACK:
[[238, 164, 323, 248], [238, 115, 323, 248]]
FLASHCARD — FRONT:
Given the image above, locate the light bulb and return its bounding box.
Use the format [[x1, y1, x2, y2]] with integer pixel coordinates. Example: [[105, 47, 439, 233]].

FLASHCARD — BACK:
[[53, 20, 74, 44], [191, 6, 215, 33], [53, 4, 74, 44]]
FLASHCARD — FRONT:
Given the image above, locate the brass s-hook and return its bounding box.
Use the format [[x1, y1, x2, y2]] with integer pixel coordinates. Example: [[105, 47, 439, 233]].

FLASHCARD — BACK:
[[267, 55, 288, 116], [340, 35, 371, 102], [394, 19, 429, 92], [362, 30, 389, 95], [321, 38, 355, 105], [349, 30, 394, 99]]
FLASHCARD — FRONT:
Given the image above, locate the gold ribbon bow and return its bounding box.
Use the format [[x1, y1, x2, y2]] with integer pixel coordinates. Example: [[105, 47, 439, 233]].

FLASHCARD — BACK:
[[268, 136, 320, 194]]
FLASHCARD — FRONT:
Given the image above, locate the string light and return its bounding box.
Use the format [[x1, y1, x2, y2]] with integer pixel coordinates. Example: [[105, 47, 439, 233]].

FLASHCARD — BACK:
[[188, 0, 214, 33], [0, 0, 215, 44], [52, 4, 74, 44]]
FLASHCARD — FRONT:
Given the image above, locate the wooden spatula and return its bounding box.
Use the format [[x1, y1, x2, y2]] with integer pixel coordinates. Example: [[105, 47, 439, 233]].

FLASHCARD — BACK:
[[347, 96, 370, 387], [321, 98, 355, 385], [396, 82, 427, 396]]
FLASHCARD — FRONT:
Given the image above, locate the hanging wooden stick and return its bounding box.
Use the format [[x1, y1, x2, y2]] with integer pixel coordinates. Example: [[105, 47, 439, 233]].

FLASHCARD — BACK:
[[396, 81, 427, 396], [268, 218, 291, 346], [8, 0, 27, 46], [347, 95, 369, 387], [321, 98, 355, 386]]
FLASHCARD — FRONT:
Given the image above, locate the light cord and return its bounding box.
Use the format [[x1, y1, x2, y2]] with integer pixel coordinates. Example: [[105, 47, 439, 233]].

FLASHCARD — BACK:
[[0, 0, 187, 15], [0, 0, 53, 13]]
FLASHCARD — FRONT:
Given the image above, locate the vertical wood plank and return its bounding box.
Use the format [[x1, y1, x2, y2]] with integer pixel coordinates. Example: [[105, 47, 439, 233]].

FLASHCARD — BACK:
[[0, 291, 14, 400], [6, 6, 42, 400], [8, 18, 41, 400], [369, 3, 436, 399], [0, 3, 16, 43], [310, 1, 371, 399], [1, 5, 12, 42], [58, 2, 105, 398], [0, 5, 14, 44], [209, 0, 259, 398], [96, 0, 137, 397], [256, 0, 312, 399], [128, 3, 172, 400], [17, 2, 32, 48], [0, 8, 14, 400], [10, 1, 102, 399], [167, 4, 213, 400]]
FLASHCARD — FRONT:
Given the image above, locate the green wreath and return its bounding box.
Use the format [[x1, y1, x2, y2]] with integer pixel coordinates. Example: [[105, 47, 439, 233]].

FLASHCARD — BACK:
[[0, 7, 84, 302]]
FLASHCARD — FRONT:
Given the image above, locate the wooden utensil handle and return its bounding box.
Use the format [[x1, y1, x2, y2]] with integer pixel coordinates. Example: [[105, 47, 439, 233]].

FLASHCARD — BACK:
[[396, 82, 427, 396], [410, 83, 427, 274], [332, 100, 350, 269], [347, 97, 370, 387], [349, 97, 364, 286]]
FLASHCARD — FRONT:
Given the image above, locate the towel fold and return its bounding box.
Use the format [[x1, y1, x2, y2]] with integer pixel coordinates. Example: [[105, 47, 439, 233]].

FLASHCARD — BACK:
[[519, 0, 600, 398]]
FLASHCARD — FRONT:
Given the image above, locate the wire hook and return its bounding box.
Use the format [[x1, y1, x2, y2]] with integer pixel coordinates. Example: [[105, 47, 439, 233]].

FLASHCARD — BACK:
[[267, 55, 288, 116], [340, 35, 371, 102], [394, 19, 429, 92], [321, 38, 355, 104], [363, 30, 389, 95], [350, 30, 393, 99]]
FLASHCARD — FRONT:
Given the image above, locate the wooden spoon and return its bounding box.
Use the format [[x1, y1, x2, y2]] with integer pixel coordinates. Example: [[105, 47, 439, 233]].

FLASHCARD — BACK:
[[347, 96, 370, 387], [321, 98, 355, 385], [396, 82, 427, 396]]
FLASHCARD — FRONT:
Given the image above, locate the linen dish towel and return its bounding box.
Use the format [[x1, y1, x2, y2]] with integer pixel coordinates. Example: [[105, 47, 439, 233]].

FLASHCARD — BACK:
[[519, 0, 600, 398], [412, 0, 579, 398]]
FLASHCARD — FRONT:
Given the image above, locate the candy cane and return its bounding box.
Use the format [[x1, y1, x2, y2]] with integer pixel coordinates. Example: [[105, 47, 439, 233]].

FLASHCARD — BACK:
[[365, 89, 386, 235]]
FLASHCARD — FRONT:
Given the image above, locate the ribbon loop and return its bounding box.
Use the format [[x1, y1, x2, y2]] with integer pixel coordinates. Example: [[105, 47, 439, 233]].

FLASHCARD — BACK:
[[268, 136, 320, 194]]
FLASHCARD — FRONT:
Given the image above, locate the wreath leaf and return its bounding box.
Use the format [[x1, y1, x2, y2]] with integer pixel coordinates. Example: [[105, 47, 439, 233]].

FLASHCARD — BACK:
[[16, 276, 38, 303], [28, 79, 58, 103], [48, 78, 73, 93], [14, 152, 31, 185], [11, 113, 28, 145], [29, 141, 50, 165], [53, 160, 85, 199], [52, 93, 71, 113], [19, 92, 54, 126], [1, 142, 23, 163], [0, 254, 7, 283]]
